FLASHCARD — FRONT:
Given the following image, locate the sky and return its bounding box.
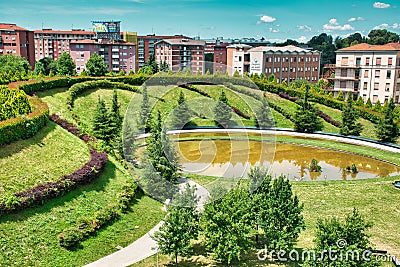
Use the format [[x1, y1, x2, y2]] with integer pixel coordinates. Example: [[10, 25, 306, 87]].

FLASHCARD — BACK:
[[0, 0, 399, 42]]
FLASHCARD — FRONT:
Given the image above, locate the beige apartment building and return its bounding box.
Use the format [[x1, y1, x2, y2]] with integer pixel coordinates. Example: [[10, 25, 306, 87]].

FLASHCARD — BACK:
[[248, 45, 321, 83], [333, 43, 400, 104], [226, 44, 252, 76]]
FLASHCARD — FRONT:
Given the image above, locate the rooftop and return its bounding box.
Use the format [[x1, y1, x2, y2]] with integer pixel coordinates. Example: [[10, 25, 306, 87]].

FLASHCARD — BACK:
[[0, 23, 28, 31], [70, 39, 135, 45], [338, 43, 400, 52], [158, 38, 205, 46], [248, 45, 314, 53], [226, 44, 252, 49], [34, 29, 95, 35]]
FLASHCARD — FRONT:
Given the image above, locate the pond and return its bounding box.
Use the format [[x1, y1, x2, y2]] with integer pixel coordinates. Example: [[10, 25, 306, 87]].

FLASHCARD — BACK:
[[174, 135, 400, 181]]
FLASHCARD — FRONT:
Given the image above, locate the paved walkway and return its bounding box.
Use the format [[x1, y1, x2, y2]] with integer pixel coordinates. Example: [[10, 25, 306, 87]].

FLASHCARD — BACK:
[[84, 179, 209, 267]]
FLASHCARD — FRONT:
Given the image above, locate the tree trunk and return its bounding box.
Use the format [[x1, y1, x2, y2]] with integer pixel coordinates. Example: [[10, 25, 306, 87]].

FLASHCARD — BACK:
[[175, 253, 178, 267]]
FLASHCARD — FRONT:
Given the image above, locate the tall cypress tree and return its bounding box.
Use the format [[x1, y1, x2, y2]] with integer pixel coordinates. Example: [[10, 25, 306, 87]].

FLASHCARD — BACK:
[[256, 93, 274, 129], [172, 91, 192, 129], [109, 89, 122, 136], [293, 87, 323, 133], [92, 97, 112, 141], [138, 84, 150, 131], [376, 98, 400, 143], [214, 90, 232, 127], [340, 93, 363, 136]]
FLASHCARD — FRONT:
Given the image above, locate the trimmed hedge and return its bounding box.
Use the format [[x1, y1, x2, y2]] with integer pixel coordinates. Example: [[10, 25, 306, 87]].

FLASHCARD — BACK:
[[67, 79, 138, 107], [0, 149, 108, 214], [49, 114, 94, 143], [0, 97, 49, 146], [58, 181, 140, 248], [0, 85, 32, 120], [254, 80, 396, 126]]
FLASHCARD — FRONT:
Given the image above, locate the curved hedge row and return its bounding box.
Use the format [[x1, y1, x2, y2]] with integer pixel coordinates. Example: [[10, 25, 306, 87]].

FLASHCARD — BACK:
[[0, 149, 108, 214], [0, 85, 32, 120], [58, 181, 140, 248], [67, 79, 138, 107], [254, 80, 392, 125], [0, 97, 49, 146]]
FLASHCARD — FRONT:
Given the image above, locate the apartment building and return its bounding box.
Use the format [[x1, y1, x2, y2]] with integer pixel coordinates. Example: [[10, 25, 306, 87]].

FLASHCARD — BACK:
[[137, 34, 190, 69], [34, 29, 95, 61], [226, 44, 252, 76], [70, 39, 136, 74], [155, 38, 205, 74], [213, 42, 229, 73], [333, 43, 400, 104], [0, 23, 35, 68], [248, 45, 321, 83]]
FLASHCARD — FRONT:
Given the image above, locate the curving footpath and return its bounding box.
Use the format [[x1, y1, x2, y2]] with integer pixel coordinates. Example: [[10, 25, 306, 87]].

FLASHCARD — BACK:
[[86, 128, 399, 267], [84, 179, 210, 267]]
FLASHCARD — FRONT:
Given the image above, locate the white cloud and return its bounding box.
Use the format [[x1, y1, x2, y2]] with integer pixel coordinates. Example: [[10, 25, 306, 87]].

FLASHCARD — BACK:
[[374, 23, 400, 29], [373, 2, 391, 8], [268, 27, 279, 33], [259, 15, 276, 23], [323, 18, 355, 31], [348, 17, 365, 22], [297, 36, 308, 42], [297, 25, 312, 31]]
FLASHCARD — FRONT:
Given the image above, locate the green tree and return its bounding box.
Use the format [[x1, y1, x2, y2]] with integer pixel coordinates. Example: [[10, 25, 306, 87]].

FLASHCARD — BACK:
[[303, 208, 379, 267], [34, 61, 45, 76], [153, 185, 199, 266], [376, 98, 400, 143], [109, 89, 122, 136], [233, 70, 241, 77], [256, 93, 273, 129], [365, 98, 373, 109], [92, 97, 112, 141], [144, 53, 158, 74], [340, 93, 363, 136], [146, 111, 180, 183], [252, 174, 305, 250], [159, 60, 169, 72], [372, 100, 382, 112], [38, 57, 57, 75], [355, 96, 364, 107], [0, 54, 31, 74], [214, 90, 232, 127], [267, 74, 277, 83], [172, 91, 192, 129], [138, 84, 150, 131], [336, 91, 345, 101], [201, 185, 253, 265], [86, 52, 108, 76], [368, 29, 399, 45], [294, 87, 323, 133], [56, 52, 76, 76]]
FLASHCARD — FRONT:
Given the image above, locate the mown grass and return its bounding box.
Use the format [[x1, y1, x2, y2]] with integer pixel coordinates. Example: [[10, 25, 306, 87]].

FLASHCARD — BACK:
[[37, 87, 75, 123], [0, 122, 89, 196], [0, 156, 164, 267], [73, 89, 136, 133]]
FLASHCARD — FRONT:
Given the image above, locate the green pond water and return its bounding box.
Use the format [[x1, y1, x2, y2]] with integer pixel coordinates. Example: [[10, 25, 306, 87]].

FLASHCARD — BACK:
[[174, 136, 400, 181]]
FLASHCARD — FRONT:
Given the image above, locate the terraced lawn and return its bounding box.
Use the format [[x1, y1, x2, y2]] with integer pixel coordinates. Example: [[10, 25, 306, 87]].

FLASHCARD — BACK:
[[0, 122, 89, 197]]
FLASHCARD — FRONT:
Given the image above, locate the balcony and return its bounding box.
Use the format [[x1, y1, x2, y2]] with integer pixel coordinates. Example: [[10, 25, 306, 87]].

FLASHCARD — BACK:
[[99, 48, 105, 52], [112, 67, 120, 72], [112, 54, 119, 59], [112, 48, 119, 52], [333, 76, 359, 81]]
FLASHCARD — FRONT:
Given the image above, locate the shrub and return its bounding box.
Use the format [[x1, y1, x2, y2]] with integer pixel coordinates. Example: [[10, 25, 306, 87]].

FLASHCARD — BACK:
[[309, 159, 322, 172], [0, 97, 49, 146], [0, 85, 32, 120], [58, 181, 139, 248]]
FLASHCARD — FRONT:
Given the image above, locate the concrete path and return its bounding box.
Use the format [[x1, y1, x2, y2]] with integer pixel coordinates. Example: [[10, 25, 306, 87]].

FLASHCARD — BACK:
[[84, 179, 209, 267]]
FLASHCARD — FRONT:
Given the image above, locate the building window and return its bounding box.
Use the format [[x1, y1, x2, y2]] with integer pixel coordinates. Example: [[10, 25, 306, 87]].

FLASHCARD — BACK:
[[366, 57, 370, 66], [341, 69, 347, 77], [356, 57, 361, 66], [376, 57, 381, 66], [385, 83, 390, 92], [342, 57, 348, 66], [387, 70, 391, 79], [364, 70, 369, 78], [388, 58, 393, 66], [374, 82, 379, 90], [363, 82, 368, 90], [340, 81, 346, 88], [375, 70, 380, 78]]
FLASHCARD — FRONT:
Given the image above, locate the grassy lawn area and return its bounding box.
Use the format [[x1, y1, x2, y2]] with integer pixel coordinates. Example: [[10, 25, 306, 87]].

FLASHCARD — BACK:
[[0, 156, 164, 266], [73, 89, 136, 134], [0, 122, 89, 197], [37, 87, 76, 123]]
